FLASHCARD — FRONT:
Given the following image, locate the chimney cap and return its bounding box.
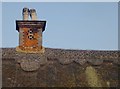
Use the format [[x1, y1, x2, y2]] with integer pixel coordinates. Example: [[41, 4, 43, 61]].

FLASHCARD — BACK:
[[23, 7, 29, 13], [29, 9, 36, 13], [16, 20, 46, 32]]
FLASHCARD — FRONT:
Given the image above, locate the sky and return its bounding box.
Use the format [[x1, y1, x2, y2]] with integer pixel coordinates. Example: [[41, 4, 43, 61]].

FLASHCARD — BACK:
[[1, 2, 118, 50], [118, 2, 120, 50], [1, 0, 120, 2], [0, 2, 2, 48]]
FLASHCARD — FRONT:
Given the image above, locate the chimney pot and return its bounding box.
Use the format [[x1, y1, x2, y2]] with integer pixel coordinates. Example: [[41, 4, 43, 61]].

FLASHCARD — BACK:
[[30, 9, 37, 20], [22, 7, 29, 20]]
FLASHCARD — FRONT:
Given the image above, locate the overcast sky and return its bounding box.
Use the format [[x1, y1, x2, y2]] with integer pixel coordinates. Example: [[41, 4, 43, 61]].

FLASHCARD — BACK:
[[2, 2, 118, 50]]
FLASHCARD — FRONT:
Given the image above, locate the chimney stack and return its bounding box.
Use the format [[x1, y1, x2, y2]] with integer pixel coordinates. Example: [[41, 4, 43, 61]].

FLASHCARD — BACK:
[[22, 7, 29, 20], [30, 9, 37, 20], [16, 7, 46, 53]]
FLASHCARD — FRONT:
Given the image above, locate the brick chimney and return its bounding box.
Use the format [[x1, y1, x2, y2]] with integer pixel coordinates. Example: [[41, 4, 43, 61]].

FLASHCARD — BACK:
[[16, 7, 46, 53]]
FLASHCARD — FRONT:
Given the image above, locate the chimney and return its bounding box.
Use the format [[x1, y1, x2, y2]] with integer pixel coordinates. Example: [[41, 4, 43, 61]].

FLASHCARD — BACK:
[[22, 7, 29, 20], [30, 9, 37, 20], [16, 7, 46, 53]]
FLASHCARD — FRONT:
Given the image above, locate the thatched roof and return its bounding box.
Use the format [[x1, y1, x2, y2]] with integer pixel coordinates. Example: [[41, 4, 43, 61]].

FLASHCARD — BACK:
[[2, 48, 119, 87]]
